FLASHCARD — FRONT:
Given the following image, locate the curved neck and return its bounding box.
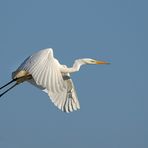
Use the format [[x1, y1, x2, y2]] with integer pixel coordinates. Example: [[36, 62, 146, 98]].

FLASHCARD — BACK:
[[60, 59, 86, 73], [73, 59, 85, 71]]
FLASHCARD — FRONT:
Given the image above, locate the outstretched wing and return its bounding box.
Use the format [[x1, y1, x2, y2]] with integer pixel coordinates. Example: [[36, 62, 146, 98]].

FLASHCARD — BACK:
[[17, 48, 80, 112], [17, 48, 66, 93], [49, 73, 80, 112]]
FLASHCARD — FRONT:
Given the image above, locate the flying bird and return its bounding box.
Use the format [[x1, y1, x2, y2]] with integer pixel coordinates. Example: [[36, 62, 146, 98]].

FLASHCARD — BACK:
[[0, 48, 109, 112]]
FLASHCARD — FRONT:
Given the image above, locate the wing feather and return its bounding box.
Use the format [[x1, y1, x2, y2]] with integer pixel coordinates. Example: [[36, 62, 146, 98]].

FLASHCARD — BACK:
[[17, 48, 80, 112], [52, 76, 80, 113], [42, 59, 49, 87]]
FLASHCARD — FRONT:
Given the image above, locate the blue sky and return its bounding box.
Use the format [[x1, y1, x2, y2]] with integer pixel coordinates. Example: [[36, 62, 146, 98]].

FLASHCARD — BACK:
[[0, 0, 148, 148]]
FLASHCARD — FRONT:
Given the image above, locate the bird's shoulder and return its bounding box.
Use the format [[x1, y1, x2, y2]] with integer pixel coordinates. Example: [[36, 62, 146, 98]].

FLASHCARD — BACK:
[[31, 48, 54, 59], [17, 48, 56, 71]]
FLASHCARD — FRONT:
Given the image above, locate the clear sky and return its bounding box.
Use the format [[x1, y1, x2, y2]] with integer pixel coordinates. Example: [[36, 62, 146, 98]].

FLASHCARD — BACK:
[[0, 0, 148, 148]]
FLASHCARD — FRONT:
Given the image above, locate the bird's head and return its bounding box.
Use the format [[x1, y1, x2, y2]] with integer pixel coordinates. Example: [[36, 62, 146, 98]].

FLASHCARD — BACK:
[[82, 58, 110, 65]]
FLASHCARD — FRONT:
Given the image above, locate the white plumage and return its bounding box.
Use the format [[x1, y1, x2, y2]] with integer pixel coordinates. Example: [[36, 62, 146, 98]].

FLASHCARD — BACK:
[[17, 48, 80, 112], [0, 48, 109, 113]]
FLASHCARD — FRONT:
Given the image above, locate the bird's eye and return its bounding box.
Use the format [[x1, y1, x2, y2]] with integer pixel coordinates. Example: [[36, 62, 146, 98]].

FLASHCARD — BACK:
[[91, 60, 95, 62]]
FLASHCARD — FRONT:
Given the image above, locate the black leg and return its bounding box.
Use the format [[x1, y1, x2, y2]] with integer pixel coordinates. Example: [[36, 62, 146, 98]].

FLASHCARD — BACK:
[[0, 83, 18, 97], [0, 79, 16, 90]]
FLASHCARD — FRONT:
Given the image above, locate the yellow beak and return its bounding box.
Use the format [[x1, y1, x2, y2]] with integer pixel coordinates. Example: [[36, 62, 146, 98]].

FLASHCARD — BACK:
[[95, 61, 110, 64]]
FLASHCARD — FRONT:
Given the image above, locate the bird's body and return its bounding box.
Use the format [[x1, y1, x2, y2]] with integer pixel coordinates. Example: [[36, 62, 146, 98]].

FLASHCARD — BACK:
[[0, 48, 109, 113]]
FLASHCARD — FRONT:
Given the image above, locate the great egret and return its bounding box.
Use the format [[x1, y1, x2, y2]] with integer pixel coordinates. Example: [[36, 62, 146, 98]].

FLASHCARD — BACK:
[[0, 48, 109, 112]]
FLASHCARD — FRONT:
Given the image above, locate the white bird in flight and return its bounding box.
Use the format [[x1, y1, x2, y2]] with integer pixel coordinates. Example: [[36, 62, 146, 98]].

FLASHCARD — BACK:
[[0, 48, 109, 113]]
